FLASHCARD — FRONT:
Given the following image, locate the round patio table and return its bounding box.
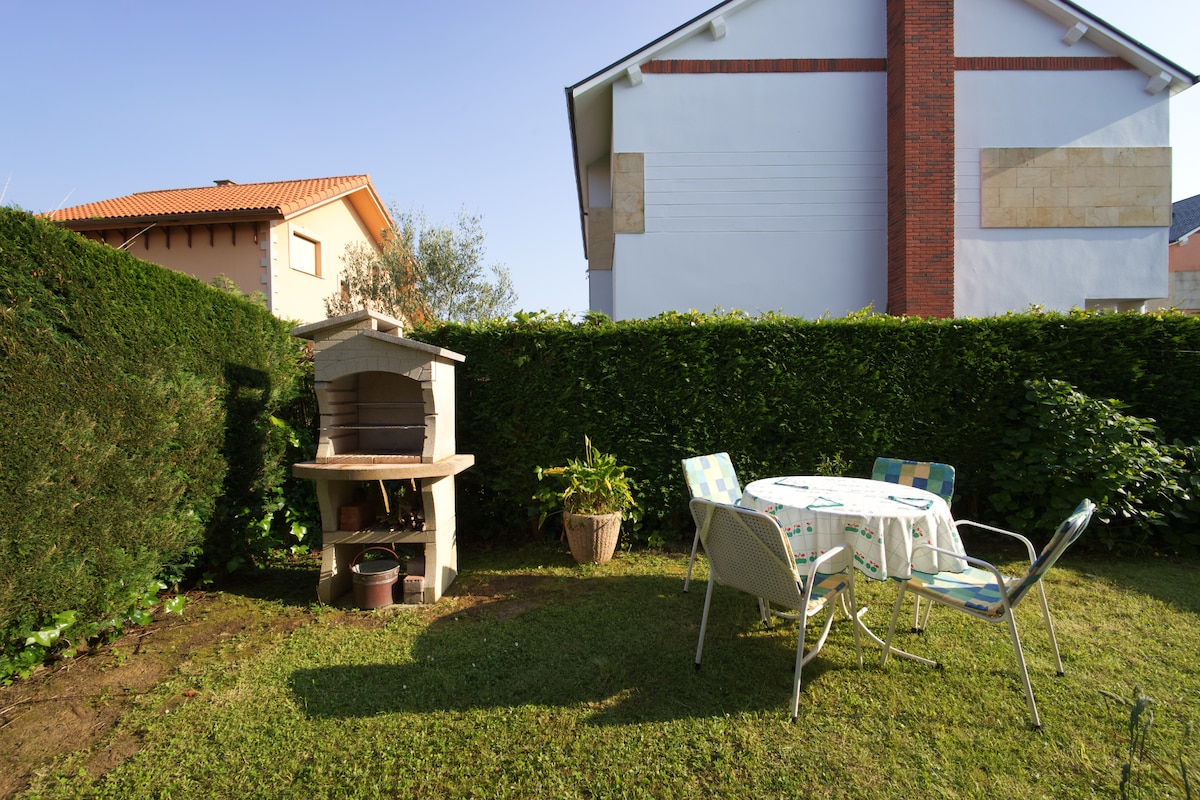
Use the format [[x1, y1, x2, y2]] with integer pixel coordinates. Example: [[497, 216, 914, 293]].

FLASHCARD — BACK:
[[741, 475, 967, 580]]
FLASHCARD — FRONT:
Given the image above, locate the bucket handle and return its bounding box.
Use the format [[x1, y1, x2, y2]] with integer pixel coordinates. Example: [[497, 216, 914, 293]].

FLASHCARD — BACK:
[[350, 546, 399, 569]]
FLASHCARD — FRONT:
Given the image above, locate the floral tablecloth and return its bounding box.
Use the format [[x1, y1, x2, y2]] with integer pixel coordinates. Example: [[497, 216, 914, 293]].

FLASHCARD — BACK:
[[741, 476, 966, 580]]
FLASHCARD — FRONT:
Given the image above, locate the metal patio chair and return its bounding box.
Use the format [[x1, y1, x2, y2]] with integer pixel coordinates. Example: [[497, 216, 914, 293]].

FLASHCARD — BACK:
[[871, 456, 957, 631], [681, 452, 743, 592], [880, 499, 1096, 729], [690, 498, 863, 722]]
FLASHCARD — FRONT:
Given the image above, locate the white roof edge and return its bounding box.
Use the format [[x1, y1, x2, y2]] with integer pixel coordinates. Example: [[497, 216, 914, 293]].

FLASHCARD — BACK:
[[1171, 225, 1200, 245], [1024, 0, 1198, 94], [568, 0, 761, 100]]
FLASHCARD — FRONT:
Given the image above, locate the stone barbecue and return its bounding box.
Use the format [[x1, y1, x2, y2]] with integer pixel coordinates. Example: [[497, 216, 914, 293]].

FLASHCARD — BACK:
[[291, 310, 473, 604]]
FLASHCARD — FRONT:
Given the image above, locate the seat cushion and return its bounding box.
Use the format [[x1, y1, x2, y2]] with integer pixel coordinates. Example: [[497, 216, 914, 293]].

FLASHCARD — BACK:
[[805, 572, 849, 614], [905, 566, 1019, 618]]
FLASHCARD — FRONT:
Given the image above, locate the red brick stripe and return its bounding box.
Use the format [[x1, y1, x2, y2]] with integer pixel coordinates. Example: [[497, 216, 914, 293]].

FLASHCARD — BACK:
[[640, 59, 886, 74], [637, 57, 1134, 75], [956, 56, 1135, 71]]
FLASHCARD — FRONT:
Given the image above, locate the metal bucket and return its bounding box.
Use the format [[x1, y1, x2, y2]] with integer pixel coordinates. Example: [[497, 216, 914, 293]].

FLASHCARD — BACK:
[[350, 546, 400, 609]]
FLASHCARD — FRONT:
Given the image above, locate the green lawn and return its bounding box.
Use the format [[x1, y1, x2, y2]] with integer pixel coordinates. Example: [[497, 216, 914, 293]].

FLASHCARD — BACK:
[[22, 543, 1198, 799]]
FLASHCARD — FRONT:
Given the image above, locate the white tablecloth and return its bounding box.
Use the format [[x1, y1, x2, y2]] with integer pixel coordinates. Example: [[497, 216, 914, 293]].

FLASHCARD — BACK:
[[741, 476, 966, 580]]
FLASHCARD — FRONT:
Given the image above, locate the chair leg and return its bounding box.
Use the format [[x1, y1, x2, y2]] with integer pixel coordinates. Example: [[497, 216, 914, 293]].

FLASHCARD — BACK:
[[791, 603, 814, 723], [758, 597, 772, 628], [1035, 583, 1065, 676], [919, 597, 933, 631], [695, 573, 717, 669], [683, 527, 702, 592], [1003, 612, 1042, 729], [881, 584, 908, 667], [846, 580, 864, 670], [912, 596, 923, 633]]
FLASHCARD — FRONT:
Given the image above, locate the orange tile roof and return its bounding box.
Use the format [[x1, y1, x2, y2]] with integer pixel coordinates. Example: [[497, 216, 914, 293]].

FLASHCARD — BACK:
[[47, 175, 378, 224]]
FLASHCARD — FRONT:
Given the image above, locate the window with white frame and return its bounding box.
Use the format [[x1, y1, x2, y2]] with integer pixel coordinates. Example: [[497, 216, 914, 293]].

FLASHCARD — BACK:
[[290, 227, 321, 276]]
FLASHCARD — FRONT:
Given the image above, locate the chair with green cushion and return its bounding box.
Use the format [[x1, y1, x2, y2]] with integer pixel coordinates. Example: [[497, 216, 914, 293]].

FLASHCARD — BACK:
[[871, 456, 956, 631], [880, 499, 1096, 729], [690, 497, 863, 722], [681, 452, 743, 592]]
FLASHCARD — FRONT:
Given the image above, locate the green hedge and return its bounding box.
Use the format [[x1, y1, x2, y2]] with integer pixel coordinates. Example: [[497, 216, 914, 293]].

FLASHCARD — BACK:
[[0, 208, 306, 668], [412, 309, 1200, 551]]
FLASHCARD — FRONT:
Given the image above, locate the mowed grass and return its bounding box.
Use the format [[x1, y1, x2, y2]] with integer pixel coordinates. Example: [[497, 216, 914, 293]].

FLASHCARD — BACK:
[[22, 542, 1199, 799]]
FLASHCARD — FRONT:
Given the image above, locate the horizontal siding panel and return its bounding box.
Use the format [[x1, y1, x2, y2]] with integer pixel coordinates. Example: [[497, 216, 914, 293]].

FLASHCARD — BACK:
[[651, 150, 887, 167], [648, 164, 886, 180], [645, 216, 886, 233], [642, 150, 885, 233], [646, 177, 885, 193], [647, 189, 884, 206], [647, 201, 886, 217]]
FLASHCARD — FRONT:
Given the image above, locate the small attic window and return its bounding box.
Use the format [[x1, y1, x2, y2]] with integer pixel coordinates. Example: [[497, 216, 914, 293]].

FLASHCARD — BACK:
[[290, 226, 321, 276]]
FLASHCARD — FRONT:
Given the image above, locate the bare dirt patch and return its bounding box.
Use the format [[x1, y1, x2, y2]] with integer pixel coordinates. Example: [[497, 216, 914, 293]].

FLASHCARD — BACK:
[[0, 562, 547, 798], [0, 591, 289, 798]]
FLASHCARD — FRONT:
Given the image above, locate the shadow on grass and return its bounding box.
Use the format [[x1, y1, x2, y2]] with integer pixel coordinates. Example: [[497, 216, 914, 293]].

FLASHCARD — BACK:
[[219, 555, 323, 608], [1058, 555, 1200, 616], [287, 572, 858, 725]]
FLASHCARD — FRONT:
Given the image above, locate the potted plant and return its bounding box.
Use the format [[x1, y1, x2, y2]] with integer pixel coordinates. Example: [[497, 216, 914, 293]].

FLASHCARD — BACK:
[[534, 436, 637, 564]]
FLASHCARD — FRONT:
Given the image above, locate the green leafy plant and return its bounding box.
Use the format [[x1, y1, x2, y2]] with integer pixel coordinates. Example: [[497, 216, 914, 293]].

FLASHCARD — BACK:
[[991, 378, 1198, 551], [0, 579, 187, 685], [534, 436, 638, 524]]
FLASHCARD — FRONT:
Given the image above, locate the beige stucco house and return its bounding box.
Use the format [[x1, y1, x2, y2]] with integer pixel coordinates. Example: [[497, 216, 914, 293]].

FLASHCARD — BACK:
[[46, 175, 392, 323]]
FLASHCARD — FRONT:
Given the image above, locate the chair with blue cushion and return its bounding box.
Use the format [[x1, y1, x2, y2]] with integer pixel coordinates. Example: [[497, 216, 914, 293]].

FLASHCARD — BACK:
[[681, 452, 743, 592], [880, 499, 1096, 729], [871, 457, 955, 504], [871, 456, 957, 631], [690, 498, 863, 722]]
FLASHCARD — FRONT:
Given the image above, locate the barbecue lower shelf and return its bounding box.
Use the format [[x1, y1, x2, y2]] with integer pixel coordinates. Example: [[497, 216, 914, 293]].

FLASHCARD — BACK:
[[292, 454, 474, 605]]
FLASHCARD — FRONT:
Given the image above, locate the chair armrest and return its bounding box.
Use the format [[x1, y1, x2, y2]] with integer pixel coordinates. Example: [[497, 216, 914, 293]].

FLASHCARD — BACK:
[[800, 542, 852, 604], [954, 519, 1038, 563], [807, 542, 851, 576]]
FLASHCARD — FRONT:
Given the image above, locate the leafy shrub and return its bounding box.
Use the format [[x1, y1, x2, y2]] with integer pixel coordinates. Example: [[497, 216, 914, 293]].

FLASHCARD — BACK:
[[990, 378, 1199, 552]]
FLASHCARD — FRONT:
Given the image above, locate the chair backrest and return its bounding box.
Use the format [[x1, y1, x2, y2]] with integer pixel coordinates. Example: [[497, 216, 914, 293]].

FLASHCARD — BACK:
[[682, 452, 742, 505], [872, 457, 956, 505], [1007, 499, 1096, 606], [689, 499, 807, 612]]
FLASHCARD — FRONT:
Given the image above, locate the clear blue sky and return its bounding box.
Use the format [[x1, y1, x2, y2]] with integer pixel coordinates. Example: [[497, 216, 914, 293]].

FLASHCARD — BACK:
[[3, 0, 1197, 318]]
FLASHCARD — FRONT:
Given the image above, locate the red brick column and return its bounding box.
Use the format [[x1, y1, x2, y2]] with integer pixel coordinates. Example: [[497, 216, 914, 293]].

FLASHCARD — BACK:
[[886, 0, 956, 317]]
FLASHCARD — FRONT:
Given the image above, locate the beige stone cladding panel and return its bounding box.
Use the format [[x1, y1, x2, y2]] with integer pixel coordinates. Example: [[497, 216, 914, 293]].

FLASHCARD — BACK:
[[981, 147, 1171, 228], [612, 152, 645, 234], [587, 207, 615, 270]]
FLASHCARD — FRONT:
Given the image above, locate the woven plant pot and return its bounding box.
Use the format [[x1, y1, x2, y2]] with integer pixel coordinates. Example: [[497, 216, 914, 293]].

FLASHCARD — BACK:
[[563, 512, 622, 564]]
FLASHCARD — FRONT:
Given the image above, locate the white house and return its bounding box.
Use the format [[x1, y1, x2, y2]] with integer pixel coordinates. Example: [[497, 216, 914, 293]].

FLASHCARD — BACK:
[[565, 0, 1197, 320]]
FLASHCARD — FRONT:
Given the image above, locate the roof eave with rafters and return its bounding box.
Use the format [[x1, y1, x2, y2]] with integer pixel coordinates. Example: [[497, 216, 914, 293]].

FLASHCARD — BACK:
[[564, 0, 756, 256], [563, 0, 1199, 257], [1025, 0, 1199, 95]]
